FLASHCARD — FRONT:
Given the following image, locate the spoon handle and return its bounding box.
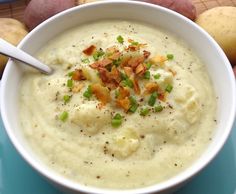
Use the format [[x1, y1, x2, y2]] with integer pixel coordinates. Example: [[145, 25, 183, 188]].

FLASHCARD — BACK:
[[0, 38, 53, 75]]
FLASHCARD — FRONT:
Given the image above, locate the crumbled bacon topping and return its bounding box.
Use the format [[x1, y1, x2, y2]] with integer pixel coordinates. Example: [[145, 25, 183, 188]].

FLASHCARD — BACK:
[[72, 69, 86, 81], [91, 83, 111, 105], [83, 45, 96, 56], [65, 38, 174, 115], [116, 97, 130, 112]]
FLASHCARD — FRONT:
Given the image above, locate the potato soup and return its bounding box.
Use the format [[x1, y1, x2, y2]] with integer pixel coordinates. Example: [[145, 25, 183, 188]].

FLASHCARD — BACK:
[[19, 20, 217, 189]]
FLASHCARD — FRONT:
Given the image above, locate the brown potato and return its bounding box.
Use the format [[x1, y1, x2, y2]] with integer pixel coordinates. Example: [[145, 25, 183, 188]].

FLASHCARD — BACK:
[[0, 18, 28, 75], [196, 7, 236, 66], [143, 0, 197, 21], [24, 0, 75, 31]]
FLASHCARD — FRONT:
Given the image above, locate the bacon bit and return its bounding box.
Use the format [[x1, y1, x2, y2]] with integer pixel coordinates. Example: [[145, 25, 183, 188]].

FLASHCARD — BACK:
[[150, 55, 167, 65], [108, 52, 121, 60], [120, 56, 131, 67], [97, 67, 120, 89], [128, 56, 145, 70], [144, 82, 159, 94], [158, 92, 166, 102], [90, 58, 113, 69], [72, 69, 86, 81], [83, 45, 96, 56], [116, 97, 130, 112], [132, 78, 140, 95], [110, 66, 121, 83], [72, 83, 84, 93], [135, 63, 146, 75], [168, 68, 177, 76], [118, 87, 130, 99], [91, 83, 111, 105], [125, 45, 139, 52], [106, 46, 119, 54], [123, 67, 133, 77], [143, 50, 151, 59]]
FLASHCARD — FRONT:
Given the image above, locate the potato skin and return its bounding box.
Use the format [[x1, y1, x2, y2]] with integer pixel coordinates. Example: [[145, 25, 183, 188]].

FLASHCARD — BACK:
[[24, 0, 75, 31], [143, 0, 196, 21], [196, 7, 236, 66], [0, 18, 28, 76]]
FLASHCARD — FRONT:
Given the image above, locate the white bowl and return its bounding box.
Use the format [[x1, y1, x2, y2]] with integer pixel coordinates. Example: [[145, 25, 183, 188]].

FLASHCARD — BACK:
[[1, 1, 236, 194]]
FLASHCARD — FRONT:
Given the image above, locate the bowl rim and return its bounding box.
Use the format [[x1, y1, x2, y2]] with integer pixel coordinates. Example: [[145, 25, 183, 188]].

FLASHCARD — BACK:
[[1, 1, 236, 194]]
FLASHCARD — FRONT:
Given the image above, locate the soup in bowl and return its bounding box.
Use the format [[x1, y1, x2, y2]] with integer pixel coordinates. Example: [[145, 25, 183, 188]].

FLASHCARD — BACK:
[[1, 1, 235, 194]]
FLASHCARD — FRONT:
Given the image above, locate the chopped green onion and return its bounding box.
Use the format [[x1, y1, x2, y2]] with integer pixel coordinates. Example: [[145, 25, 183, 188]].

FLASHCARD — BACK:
[[83, 85, 92, 99], [121, 79, 133, 88], [59, 111, 68, 122], [113, 58, 121, 67], [144, 71, 151, 80], [148, 91, 158, 106], [68, 71, 74, 77], [131, 41, 139, 46], [63, 95, 71, 103], [155, 105, 163, 112], [81, 58, 90, 63], [129, 96, 137, 105], [117, 35, 124, 44], [111, 119, 122, 128], [113, 113, 122, 120], [129, 104, 138, 113], [154, 73, 161, 79], [165, 84, 173, 93], [67, 79, 73, 88], [140, 107, 150, 116], [120, 72, 128, 80], [145, 62, 152, 70], [167, 54, 174, 60], [115, 90, 120, 98], [129, 96, 138, 113], [93, 50, 105, 61], [111, 113, 122, 128]]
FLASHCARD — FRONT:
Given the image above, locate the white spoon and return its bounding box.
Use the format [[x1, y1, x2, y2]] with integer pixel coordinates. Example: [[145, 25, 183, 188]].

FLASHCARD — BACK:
[[0, 38, 53, 75]]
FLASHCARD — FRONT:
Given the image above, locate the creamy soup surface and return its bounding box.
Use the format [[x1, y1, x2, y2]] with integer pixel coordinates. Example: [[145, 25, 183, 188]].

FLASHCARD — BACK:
[[20, 20, 217, 189]]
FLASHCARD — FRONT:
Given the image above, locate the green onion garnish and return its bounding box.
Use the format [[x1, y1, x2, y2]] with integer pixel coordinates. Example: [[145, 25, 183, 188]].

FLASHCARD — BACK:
[[67, 79, 73, 88], [59, 111, 68, 122], [93, 50, 105, 61], [154, 73, 161, 79], [165, 84, 173, 93], [145, 62, 152, 70], [63, 95, 71, 103], [121, 79, 133, 88], [120, 72, 128, 80], [113, 58, 121, 67], [167, 54, 174, 60], [117, 35, 124, 44], [129, 104, 138, 113], [83, 85, 92, 99], [115, 90, 120, 98], [155, 105, 163, 112], [68, 71, 74, 77], [111, 113, 122, 128], [144, 71, 151, 80], [81, 58, 90, 63], [148, 91, 158, 106], [131, 41, 139, 46], [129, 96, 138, 113], [140, 107, 150, 116]]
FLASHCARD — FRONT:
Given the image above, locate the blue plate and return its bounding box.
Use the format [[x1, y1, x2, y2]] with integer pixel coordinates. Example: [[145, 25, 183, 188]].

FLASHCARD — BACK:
[[0, 117, 235, 194]]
